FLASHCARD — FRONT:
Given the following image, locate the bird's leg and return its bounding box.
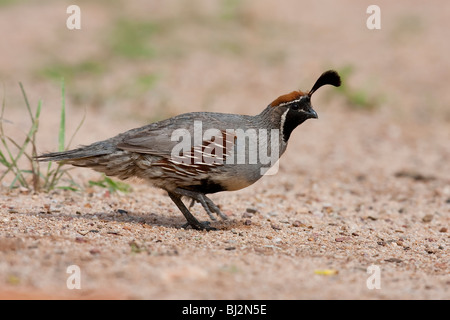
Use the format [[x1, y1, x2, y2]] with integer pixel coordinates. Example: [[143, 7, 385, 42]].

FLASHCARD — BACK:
[[173, 188, 216, 221], [202, 194, 228, 220], [174, 188, 227, 221], [167, 191, 216, 231]]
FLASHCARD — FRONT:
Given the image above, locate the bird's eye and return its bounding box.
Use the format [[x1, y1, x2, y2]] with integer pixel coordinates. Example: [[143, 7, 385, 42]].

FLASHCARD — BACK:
[[291, 103, 299, 110]]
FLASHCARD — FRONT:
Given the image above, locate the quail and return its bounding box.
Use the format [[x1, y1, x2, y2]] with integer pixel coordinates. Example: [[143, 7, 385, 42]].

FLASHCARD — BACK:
[[37, 70, 341, 230]]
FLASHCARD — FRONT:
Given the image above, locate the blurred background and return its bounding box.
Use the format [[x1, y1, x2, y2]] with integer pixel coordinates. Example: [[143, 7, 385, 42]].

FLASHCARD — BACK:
[[0, 0, 449, 182]]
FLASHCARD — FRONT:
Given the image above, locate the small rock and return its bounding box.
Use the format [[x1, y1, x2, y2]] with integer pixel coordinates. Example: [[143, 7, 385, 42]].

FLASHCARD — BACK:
[[273, 237, 282, 243], [422, 214, 433, 223], [246, 207, 258, 214], [77, 230, 90, 236], [117, 209, 128, 215], [225, 247, 236, 251], [19, 187, 30, 194], [224, 210, 233, 217], [292, 220, 305, 227], [271, 223, 281, 230], [439, 227, 447, 233], [242, 212, 253, 219], [335, 237, 351, 242], [322, 203, 333, 213], [312, 210, 323, 218], [129, 239, 143, 248], [243, 219, 252, 226], [385, 258, 402, 263], [89, 248, 101, 255], [394, 170, 435, 182]]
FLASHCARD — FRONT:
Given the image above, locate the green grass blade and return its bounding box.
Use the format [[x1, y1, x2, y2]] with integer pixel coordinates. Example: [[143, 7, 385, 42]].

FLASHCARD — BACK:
[[0, 96, 41, 182], [0, 150, 9, 166], [47, 162, 63, 190], [31, 99, 42, 191], [42, 161, 54, 189], [6, 137, 33, 161], [56, 186, 79, 191], [1, 81, 86, 192], [66, 107, 86, 150], [0, 83, 43, 188], [59, 79, 66, 152], [34, 99, 42, 120], [1, 84, 6, 133], [9, 172, 22, 189], [19, 82, 34, 120], [0, 135, 27, 187]]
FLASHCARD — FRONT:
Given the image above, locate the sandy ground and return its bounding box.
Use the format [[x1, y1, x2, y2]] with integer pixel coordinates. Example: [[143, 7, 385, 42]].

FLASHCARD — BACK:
[[0, 0, 449, 299]]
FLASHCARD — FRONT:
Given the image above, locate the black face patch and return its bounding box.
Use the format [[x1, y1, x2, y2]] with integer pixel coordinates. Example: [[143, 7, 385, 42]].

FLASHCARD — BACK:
[[281, 98, 316, 142], [290, 102, 300, 110], [281, 109, 307, 142]]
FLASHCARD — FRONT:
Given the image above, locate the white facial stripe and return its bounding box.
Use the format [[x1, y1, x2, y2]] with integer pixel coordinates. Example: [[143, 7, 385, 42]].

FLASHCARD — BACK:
[[276, 98, 301, 108], [275, 95, 309, 108], [279, 108, 289, 143]]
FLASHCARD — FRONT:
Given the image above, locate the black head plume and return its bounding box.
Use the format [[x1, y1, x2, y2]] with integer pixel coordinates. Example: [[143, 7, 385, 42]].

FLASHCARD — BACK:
[[308, 70, 341, 97]]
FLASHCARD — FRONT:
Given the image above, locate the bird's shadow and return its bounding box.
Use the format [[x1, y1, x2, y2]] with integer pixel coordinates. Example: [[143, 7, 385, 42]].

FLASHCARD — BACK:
[[19, 208, 239, 231]]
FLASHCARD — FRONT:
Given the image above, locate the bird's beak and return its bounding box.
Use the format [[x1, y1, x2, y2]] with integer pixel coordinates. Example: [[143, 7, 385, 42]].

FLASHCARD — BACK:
[[305, 106, 318, 119]]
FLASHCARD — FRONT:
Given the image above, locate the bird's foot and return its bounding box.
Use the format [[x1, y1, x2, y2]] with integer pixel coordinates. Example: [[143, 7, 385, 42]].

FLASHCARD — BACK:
[[181, 220, 217, 231]]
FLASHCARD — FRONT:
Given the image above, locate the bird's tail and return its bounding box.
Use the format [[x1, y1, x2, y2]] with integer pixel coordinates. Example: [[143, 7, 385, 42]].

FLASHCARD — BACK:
[[35, 142, 137, 180], [35, 141, 115, 163]]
